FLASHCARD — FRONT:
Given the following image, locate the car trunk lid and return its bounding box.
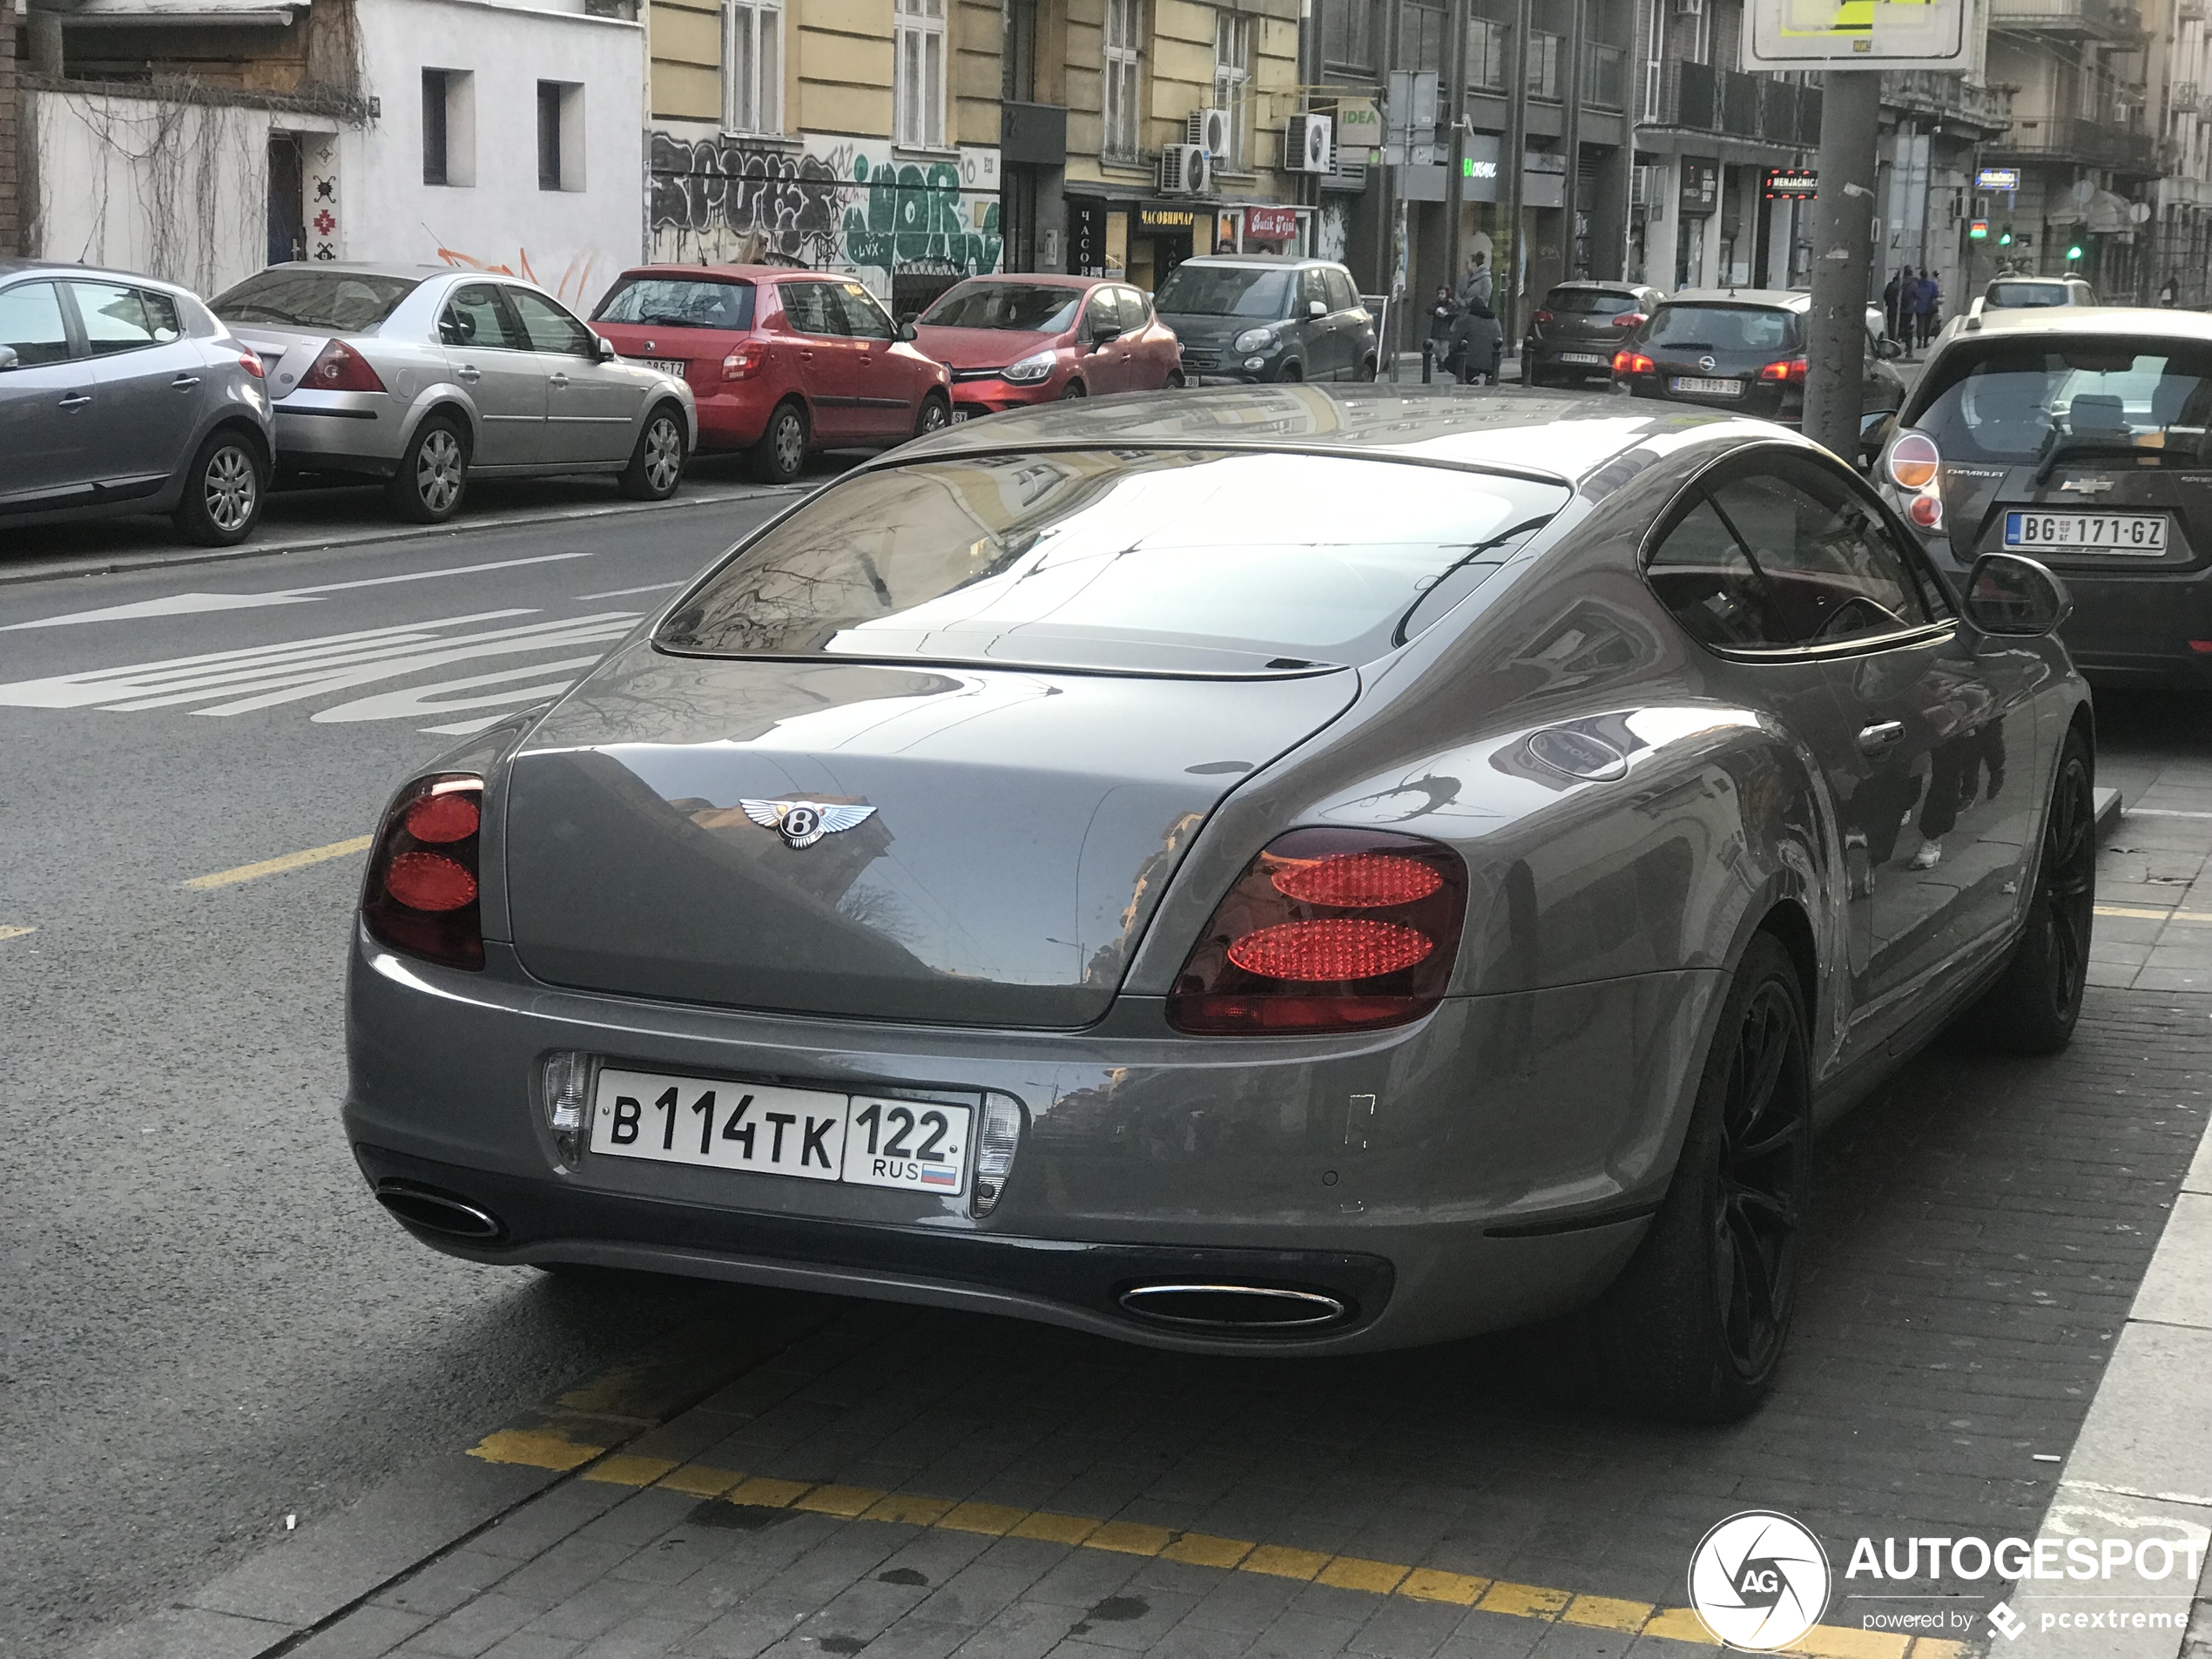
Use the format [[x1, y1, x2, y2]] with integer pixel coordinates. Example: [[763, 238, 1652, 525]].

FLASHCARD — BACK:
[[502, 648, 1359, 1028], [1944, 457, 2212, 574], [226, 325, 337, 401]]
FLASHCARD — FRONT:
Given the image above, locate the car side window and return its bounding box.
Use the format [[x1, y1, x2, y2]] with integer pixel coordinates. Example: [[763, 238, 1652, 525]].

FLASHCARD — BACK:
[[0, 281, 75, 367], [1115, 287, 1148, 332], [834, 282, 896, 341], [1646, 493, 1795, 650], [1325, 269, 1359, 312], [1083, 290, 1120, 337], [442, 283, 523, 350], [1707, 458, 1934, 645], [779, 281, 838, 337], [1298, 267, 1329, 314], [69, 281, 165, 355], [507, 288, 596, 355]]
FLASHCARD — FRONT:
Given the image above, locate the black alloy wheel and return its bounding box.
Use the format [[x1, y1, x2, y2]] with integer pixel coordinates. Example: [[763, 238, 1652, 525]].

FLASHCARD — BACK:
[[1712, 978, 1809, 1384], [1969, 729, 2095, 1054]]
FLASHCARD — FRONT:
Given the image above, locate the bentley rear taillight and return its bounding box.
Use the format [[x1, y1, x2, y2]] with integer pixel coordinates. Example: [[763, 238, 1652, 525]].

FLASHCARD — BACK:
[[363, 773, 485, 969], [1168, 829, 1467, 1035]]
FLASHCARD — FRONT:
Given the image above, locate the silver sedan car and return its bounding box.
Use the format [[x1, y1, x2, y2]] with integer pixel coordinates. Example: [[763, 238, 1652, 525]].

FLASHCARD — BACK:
[[211, 263, 696, 523], [345, 388, 2094, 1422]]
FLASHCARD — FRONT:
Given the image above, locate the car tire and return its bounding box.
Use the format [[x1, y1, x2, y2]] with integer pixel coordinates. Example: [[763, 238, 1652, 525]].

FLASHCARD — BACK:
[[1166, 370, 1186, 390], [1965, 728, 2095, 1055], [914, 394, 951, 438], [387, 415, 469, 523], [750, 400, 808, 484], [172, 429, 265, 546], [617, 402, 687, 502], [1279, 363, 1303, 383], [1358, 355, 1378, 382], [1552, 933, 1811, 1423], [1062, 381, 1087, 400]]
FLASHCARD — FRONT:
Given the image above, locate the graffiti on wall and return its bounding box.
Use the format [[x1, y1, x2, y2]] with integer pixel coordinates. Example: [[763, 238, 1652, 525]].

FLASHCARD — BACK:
[[649, 131, 1002, 296], [428, 240, 604, 307]]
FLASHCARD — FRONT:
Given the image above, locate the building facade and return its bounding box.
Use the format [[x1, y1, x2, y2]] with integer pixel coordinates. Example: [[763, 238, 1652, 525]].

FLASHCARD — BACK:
[[2148, 0, 2212, 302]]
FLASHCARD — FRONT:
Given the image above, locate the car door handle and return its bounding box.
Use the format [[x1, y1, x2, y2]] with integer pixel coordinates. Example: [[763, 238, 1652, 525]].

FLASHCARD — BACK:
[[549, 373, 570, 388], [170, 374, 202, 389], [1858, 720, 1907, 756], [799, 349, 815, 361], [57, 393, 91, 409], [456, 365, 481, 382]]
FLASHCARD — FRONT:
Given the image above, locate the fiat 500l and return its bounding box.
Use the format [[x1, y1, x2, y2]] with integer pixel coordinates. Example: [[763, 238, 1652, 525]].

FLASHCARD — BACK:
[[346, 388, 2095, 1421]]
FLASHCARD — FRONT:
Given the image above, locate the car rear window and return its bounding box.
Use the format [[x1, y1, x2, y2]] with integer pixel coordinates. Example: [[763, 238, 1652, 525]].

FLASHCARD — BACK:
[[658, 450, 1570, 675], [1910, 339, 2212, 468], [1646, 304, 1797, 352], [593, 275, 756, 331], [1987, 282, 2073, 308], [212, 270, 419, 330], [1152, 265, 1291, 319], [921, 282, 1082, 332], [1546, 288, 1638, 316]]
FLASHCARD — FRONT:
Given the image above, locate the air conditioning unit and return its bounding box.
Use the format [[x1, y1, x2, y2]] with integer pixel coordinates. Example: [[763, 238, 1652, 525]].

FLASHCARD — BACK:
[[1284, 111, 1334, 173], [1186, 106, 1231, 156], [1159, 143, 1213, 195]]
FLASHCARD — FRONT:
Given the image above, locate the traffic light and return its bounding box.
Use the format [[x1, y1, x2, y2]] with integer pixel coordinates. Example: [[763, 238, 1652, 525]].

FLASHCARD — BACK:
[[1969, 219, 1989, 240], [1999, 224, 2013, 246], [2067, 233, 2086, 261]]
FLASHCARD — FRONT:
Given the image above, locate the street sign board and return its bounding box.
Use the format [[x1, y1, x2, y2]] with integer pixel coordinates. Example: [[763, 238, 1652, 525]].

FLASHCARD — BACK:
[[1976, 166, 2020, 192], [1764, 167, 1818, 199], [1745, 0, 1969, 71]]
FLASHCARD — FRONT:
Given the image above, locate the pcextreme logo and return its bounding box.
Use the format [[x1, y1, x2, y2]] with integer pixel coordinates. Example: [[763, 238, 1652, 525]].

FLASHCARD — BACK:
[[1687, 1510, 1832, 1650]]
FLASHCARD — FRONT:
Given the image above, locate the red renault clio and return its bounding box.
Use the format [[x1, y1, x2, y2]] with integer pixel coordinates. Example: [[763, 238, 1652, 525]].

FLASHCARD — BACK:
[[589, 264, 952, 482], [911, 273, 1184, 418]]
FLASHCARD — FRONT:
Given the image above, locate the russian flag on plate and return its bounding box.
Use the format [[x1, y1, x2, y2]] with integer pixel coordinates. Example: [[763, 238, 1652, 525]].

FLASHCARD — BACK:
[[920, 1164, 959, 1188]]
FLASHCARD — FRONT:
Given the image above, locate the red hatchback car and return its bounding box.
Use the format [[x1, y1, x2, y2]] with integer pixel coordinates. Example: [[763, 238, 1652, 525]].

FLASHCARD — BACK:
[[911, 275, 1183, 418], [589, 264, 952, 482]]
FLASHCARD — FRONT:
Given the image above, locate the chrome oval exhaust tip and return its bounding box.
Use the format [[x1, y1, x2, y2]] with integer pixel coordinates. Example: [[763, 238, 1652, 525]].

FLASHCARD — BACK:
[[374, 1181, 503, 1241], [1116, 1283, 1349, 1332]]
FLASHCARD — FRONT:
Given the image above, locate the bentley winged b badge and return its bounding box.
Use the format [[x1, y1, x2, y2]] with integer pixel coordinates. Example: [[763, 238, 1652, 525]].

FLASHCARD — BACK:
[[739, 799, 878, 849]]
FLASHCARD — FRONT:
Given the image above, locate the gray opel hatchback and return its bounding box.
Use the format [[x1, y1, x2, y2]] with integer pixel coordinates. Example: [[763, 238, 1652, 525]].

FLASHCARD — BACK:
[[347, 386, 2094, 1421]]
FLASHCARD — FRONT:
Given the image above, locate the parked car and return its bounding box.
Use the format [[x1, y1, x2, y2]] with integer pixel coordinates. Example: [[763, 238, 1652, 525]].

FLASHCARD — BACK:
[[1153, 256, 1376, 383], [1982, 274, 2098, 311], [210, 262, 695, 524], [346, 386, 2094, 1424], [0, 258, 273, 545], [1521, 280, 1664, 387], [911, 274, 1182, 417], [1877, 304, 2212, 685], [1611, 288, 1905, 444], [587, 264, 953, 485]]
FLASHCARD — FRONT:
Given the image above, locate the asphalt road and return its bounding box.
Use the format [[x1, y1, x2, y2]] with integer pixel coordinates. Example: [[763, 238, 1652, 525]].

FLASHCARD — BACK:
[[0, 485, 808, 1657]]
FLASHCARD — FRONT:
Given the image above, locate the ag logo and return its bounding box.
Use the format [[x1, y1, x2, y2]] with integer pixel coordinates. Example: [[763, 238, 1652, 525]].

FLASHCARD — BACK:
[[1687, 1510, 1831, 1650]]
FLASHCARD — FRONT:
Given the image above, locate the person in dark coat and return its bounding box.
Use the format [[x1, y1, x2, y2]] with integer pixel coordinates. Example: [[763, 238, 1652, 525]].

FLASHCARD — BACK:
[[1883, 269, 1905, 343], [1914, 269, 1941, 348], [1447, 294, 1503, 385], [1427, 286, 1460, 347]]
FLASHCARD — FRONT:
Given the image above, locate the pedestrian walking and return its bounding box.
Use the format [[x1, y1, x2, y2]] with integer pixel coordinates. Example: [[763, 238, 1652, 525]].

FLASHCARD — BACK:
[[1883, 267, 1906, 344], [2161, 274, 2181, 307], [1426, 286, 1460, 380], [1914, 269, 1941, 349], [1447, 293, 1503, 386], [1462, 252, 1494, 312]]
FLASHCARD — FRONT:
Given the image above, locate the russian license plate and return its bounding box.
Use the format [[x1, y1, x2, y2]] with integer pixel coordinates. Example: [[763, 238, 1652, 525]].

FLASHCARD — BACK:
[[2004, 510, 2167, 555], [589, 1066, 971, 1195], [1561, 352, 1610, 366], [642, 358, 686, 378], [1669, 375, 1743, 396]]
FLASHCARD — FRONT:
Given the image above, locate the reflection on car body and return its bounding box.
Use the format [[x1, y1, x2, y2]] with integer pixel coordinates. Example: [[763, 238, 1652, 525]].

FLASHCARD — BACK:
[[347, 387, 2095, 1424]]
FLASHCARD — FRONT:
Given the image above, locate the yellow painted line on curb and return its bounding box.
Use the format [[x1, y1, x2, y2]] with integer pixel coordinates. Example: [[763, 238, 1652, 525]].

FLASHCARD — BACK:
[[460, 1432, 1971, 1658], [184, 834, 373, 890], [0, 925, 35, 941]]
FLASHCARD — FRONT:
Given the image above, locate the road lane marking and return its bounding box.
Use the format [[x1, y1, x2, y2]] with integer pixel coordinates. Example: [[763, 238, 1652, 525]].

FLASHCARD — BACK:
[[0, 925, 35, 941], [572, 581, 685, 601], [2097, 905, 2212, 923], [184, 835, 373, 890], [469, 1433, 1970, 1657], [2126, 808, 2212, 819]]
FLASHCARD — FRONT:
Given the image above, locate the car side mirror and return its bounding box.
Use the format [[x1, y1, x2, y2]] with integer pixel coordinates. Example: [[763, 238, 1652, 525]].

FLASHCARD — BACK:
[[1876, 336, 1905, 361], [1090, 324, 1123, 350], [1307, 300, 1328, 319], [0, 345, 17, 372], [1964, 552, 2072, 637], [898, 320, 919, 342], [595, 334, 618, 361]]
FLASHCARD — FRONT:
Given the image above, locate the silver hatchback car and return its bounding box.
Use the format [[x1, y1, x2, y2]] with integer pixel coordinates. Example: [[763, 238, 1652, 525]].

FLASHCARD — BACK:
[[211, 263, 696, 523], [0, 258, 273, 544]]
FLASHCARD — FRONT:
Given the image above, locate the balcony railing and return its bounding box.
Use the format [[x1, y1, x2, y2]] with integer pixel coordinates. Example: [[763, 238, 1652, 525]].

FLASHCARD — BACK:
[[1883, 69, 2014, 130], [1655, 60, 1822, 145], [1988, 0, 2145, 39], [1986, 115, 2158, 172], [2175, 80, 2202, 112], [1582, 43, 1628, 111]]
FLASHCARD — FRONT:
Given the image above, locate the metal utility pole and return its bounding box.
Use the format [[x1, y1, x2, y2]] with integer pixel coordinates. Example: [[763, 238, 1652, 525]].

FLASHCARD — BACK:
[[1443, 0, 1471, 295], [1561, 0, 1587, 279], [1801, 71, 1883, 462], [1502, 0, 1531, 342]]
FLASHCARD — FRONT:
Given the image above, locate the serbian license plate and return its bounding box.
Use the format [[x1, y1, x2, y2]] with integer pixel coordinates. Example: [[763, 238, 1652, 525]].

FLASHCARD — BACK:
[[641, 358, 686, 378], [1561, 352, 1610, 366], [952, 408, 973, 422], [1669, 375, 1743, 396], [2005, 510, 2167, 555], [589, 1066, 971, 1194]]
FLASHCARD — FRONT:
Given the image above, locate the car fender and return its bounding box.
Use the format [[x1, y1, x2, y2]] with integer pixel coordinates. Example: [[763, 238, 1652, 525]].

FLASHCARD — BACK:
[[397, 384, 484, 455]]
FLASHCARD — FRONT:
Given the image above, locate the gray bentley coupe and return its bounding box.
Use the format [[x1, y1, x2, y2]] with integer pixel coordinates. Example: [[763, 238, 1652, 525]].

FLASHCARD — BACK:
[[344, 387, 2095, 1421]]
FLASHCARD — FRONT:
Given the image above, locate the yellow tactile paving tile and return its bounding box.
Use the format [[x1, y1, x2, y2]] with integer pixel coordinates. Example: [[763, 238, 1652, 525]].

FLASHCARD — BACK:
[[487, 1444, 1973, 1657]]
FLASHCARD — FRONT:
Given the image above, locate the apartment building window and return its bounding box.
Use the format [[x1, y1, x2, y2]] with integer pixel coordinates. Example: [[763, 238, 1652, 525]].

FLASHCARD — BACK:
[[1394, 0, 1444, 72], [422, 68, 475, 187], [1104, 0, 1142, 160], [537, 81, 583, 191], [725, 0, 782, 133], [1214, 12, 1251, 169], [895, 0, 947, 149], [1321, 0, 1374, 72]]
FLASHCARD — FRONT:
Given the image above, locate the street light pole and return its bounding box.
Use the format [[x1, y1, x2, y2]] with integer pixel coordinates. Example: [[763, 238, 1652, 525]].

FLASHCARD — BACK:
[[1801, 69, 1883, 462], [1502, 0, 1531, 343]]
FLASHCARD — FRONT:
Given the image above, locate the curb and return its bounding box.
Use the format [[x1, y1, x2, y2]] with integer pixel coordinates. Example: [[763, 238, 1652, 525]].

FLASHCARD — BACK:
[[2098, 787, 2125, 842], [69, 1299, 834, 1659]]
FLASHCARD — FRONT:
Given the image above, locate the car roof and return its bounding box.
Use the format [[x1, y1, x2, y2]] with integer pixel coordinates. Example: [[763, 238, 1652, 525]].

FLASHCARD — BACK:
[[257, 260, 454, 280], [609, 263, 825, 283], [937, 273, 1103, 289], [878, 382, 1822, 485], [0, 256, 200, 293], [1175, 254, 1339, 269], [1545, 280, 1651, 292], [1955, 304, 2212, 341], [1663, 287, 1811, 312]]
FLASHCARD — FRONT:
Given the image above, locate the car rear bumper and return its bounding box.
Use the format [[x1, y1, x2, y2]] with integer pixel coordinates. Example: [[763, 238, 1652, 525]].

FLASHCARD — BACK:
[[271, 391, 400, 468], [692, 387, 774, 450], [1526, 340, 1620, 374], [344, 934, 1722, 1354]]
